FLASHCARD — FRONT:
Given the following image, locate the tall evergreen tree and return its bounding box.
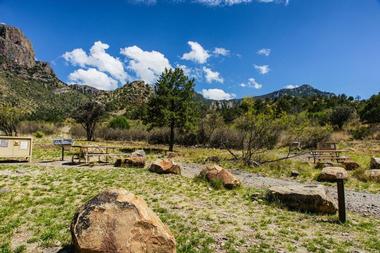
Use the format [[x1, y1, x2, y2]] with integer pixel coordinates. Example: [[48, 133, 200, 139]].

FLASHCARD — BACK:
[[145, 68, 198, 151]]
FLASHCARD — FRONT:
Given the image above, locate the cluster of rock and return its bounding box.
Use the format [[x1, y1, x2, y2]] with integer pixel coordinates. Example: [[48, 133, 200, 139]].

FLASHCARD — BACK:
[[71, 189, 176, 253], [115, 150, 146, 168]]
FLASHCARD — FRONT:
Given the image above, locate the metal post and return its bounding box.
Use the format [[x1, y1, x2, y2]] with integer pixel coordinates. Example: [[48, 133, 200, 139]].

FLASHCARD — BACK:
[[336, 173, 346, 223], [61, 145, 65, 161]]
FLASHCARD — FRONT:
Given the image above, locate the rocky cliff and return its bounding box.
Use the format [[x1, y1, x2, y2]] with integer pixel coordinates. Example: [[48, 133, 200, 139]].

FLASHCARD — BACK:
[[0, 24, 63, 86], [0, 24, 35, 69]]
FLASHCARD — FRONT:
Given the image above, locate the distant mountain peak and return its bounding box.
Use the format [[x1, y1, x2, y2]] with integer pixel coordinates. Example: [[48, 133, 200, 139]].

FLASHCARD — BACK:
[[256, 84, 334, 100]]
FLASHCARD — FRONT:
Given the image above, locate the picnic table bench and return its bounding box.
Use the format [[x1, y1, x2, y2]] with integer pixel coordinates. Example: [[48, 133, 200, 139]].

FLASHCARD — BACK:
[[308, 142, 349, 164], [71, 145, 128, 164], [308, 149, 349, 163]]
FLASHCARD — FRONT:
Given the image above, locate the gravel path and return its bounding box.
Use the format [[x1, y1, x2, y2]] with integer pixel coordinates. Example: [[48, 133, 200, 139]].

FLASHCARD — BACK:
[[180, 162, 380, 218]]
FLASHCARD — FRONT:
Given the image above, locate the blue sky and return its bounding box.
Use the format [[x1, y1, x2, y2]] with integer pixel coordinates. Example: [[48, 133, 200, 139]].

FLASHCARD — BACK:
[[1, 0, 380, 99]]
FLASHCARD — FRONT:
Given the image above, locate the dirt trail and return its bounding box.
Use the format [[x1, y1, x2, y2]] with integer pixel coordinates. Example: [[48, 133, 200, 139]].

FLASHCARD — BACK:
[[180, 162, 380, 218]]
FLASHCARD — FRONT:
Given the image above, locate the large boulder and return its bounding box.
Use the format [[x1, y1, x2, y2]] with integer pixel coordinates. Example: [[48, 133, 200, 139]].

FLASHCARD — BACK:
[[149, 159, 181, 175], [317, 167, 348, 182], [71, 189, 176, 253], [370, 157, 380, 170], [200, 164, 241, 189], [365, 169, 380, 182], [267, 185, 338, 214]]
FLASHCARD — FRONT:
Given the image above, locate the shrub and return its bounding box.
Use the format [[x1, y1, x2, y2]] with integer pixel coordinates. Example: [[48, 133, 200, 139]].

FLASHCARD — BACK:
[[209, 127, 242, 149], [109, 116, 130, 130], [34, 131, 44, 138], [69, 124, 86, 139], [350, 126, 370, 140], [330, 106, 355, 129], [96, 127, 148, 141], [18, 121, 58, 135]]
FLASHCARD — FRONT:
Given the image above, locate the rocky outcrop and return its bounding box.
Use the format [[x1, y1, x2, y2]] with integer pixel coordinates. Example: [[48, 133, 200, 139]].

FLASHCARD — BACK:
[[200, 164, 241, 189], [266, 185, 337, 214], [71, 189, 176, 253], [0, 24, 62, 86], [317, 167, 348, 182], [149, 159, 181, 175], [370, 157, 380, 170], [0, 24, 35, 69]]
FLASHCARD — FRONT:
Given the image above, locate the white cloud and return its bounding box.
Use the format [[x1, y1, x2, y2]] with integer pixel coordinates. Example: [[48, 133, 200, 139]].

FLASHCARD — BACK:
[[181, 41, 210, 64], [68, 68, 118, 90], [195, 0, 252, 6], [203, 67, 224, 83], [240, 78, 262, 89], [284, 84, 299, 89], [257, 48, 271, 56], [201, 88, 236, 100], [213, 47, 230, 56], [129, 0, 157, 5], [176, 64, 203, 80], [120, 45, 172, 84], [254, 64, 270, 75], [63, 41, 128, 84], [256, 0, 289, 5]]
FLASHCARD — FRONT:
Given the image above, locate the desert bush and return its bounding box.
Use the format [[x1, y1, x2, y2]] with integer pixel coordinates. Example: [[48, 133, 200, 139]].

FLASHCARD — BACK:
[[69, 124, 87, 139], [33, 131, 44, 138], [350, 126, 371, 140], [148, 128, 171, 145], [209, 127, 242, 149], [18, 121, 58, 135], [109, 116, 130, 130], [96, 127, 148, 141]]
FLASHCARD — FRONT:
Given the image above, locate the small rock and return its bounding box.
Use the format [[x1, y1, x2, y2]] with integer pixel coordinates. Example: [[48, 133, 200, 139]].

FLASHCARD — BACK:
[[370, 157, 380, 170], [131, 149, 146, 158], [0, 188, 11, 194], [149, 159, 181, 175], [365, 169, 380, 182], [290, 170, 300, 178], [317, 167, 348, 182]]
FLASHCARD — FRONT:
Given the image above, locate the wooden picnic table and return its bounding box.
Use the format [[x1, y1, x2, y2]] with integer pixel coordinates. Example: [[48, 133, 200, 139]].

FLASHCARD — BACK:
[[71, 145, 124, 164], [309, 149, 349, 163]]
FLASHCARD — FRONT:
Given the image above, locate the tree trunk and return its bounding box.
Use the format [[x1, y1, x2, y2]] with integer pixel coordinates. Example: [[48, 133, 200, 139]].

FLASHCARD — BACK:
[[169, 120, 175, 151]]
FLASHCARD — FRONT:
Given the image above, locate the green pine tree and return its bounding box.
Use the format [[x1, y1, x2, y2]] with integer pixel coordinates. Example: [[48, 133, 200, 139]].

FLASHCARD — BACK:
[[145, 68, 198, 151]]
